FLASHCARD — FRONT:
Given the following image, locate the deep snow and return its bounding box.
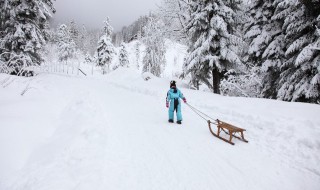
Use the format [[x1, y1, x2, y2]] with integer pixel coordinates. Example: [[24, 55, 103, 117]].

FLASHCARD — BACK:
[[0, 67, 320, 190]]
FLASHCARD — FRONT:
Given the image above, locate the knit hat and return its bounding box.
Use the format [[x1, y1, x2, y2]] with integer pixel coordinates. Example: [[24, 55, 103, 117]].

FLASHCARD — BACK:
[[170, 80, 176, 88]]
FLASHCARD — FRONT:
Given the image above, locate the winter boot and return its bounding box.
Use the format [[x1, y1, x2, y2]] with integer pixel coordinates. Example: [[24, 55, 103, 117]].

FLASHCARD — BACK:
[[168, 119, 174, 123], [177, 120, 182, 124]]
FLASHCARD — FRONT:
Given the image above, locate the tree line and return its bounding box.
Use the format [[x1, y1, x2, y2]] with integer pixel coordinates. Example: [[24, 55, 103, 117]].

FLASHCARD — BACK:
[[0, 0, 319, 103], [159, 0, 320, 103]]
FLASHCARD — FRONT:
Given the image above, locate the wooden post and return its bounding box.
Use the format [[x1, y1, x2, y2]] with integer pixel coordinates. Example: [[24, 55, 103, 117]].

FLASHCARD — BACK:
[[229, 130, 233, 142], [91, 61, 94, 75]]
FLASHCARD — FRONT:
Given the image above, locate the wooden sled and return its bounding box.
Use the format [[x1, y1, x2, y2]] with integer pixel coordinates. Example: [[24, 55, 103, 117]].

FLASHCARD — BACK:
[[207, 119, 248, 145]]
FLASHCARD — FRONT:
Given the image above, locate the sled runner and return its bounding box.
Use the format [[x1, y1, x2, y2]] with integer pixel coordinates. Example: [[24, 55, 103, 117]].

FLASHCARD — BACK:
[[208, 119, 248, 145]]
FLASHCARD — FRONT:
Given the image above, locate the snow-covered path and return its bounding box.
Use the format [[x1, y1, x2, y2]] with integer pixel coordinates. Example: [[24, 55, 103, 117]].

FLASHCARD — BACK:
[[0, 69, 320, 190]]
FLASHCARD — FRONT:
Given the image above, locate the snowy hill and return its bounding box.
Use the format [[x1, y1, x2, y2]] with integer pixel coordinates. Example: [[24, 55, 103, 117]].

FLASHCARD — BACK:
[[0, 68, 320, 190]]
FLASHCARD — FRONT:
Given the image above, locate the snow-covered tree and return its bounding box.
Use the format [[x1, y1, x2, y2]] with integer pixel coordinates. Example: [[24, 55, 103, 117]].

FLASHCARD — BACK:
[[183, 0, 244, 94], [118, 16, 149, 42], [57, 24, 76, 63], [142, 16, 166, 77], [244, 0, 281, 65], [135, 41, 141, 69], [158, 0, 189, 43], [272, 0, 320, 103], [243, 0, 283, 98], [96, 17, 115, 74], [69, 20, 79, 44], [118, 43, 130, 68], [85, 53, 93, 63], [243, 0, 320, 103], [0, 0, 55, 75], [220, 66, 263, 97]]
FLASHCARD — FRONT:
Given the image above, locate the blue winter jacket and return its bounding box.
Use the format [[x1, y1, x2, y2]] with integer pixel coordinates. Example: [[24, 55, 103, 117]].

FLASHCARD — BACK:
[[166, 88, 185, 102]]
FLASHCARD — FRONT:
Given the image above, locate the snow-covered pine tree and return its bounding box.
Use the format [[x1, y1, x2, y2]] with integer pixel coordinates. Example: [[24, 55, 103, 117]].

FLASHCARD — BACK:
[[183, 0, 243, 94], [57, 24, 76, 64], [142, 16, 166, 77], [118, 42, 129, 68], [244, 0, 280, 63], [118, 16, 149, 42], [135, 41, 141, 69], [0, 0, 10, 73], [0, 1, 7, 30], [84, 52, 95, 75], [96, 17, 115, 74], [0, 0, 55, 75], [243, 0, 283, 98], [271, 0, 320, 103], [69, 20, 79, 45]]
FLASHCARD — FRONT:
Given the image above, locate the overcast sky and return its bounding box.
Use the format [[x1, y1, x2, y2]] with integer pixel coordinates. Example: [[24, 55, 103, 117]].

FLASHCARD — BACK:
[[52, 0, 162, 31]]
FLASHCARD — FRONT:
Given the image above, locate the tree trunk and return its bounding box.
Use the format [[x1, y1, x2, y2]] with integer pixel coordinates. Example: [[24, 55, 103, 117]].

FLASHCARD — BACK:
[[212, 68, 221, 94]]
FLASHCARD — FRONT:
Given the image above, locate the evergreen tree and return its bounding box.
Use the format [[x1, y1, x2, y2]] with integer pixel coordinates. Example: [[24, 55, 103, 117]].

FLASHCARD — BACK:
[[244, 0, 283, 98], [0, 0, 55, 75], [119, 16, 149, 42], [118, 43, 130, 68], [96, 17, 115, 74], [244, 0, 280, 65], [142, 16, 166, 77], [69, 20, 79, 43], [272, 0, 320, 103], [244, 0, 320, 103], [183, 0, 244, 94], [57, 24, 76, 63], [135, 41, 141, 69]]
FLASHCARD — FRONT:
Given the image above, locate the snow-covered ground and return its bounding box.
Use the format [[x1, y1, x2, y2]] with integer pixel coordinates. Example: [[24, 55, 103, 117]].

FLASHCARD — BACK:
[[0, 68, 320, 190]]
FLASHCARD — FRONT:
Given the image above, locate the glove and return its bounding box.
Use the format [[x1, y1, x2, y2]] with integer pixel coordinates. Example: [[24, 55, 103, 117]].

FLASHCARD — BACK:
[[166, 101, 169, 108], [183, 98, 187, 103]]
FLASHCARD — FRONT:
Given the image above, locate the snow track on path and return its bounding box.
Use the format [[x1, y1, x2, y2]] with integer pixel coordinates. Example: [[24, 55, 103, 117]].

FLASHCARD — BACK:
[[8, 88, 111, 189]]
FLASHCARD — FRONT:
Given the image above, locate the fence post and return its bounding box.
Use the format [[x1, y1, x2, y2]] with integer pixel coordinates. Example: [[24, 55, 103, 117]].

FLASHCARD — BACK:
[[91, 61, 94, 75]]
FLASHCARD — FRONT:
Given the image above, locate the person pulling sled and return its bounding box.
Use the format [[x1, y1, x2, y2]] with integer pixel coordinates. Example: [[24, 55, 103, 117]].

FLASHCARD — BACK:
[[166, 80, 187, 124]]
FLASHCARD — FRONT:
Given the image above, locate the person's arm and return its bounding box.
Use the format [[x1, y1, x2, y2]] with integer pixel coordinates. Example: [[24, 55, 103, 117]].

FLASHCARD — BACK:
[[179, 90, 187, 103], [166, 91, 170, 107]]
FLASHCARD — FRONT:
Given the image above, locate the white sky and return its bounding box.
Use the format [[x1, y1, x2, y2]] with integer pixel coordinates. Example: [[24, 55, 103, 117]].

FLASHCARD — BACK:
[[52, 0, 162, 31]]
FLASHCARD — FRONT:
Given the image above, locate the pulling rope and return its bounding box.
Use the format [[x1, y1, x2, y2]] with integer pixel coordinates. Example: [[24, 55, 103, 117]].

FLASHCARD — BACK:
[[185, 103, 217, 124]]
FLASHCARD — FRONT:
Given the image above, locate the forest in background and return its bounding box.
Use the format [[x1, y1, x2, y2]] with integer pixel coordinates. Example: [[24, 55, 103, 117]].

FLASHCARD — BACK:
[[0, 0, 319, 104]]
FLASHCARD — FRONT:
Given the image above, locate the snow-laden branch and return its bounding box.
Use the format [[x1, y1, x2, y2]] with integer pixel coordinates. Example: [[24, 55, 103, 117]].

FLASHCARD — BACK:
[[305, 46, 320, 50]]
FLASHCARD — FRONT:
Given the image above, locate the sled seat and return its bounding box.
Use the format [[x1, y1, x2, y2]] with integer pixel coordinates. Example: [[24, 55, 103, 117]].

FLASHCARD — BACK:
[[208, 119, 248, 145]]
